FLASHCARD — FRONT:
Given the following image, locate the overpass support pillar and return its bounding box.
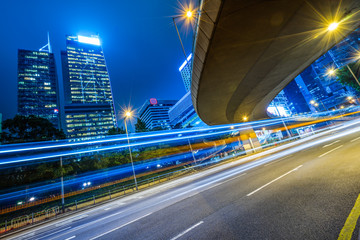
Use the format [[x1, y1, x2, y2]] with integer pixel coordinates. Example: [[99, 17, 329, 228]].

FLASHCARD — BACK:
[[239, 128, 262, 154]]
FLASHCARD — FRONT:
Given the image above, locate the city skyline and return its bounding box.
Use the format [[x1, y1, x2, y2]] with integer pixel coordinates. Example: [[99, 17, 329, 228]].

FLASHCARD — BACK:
[[0, 0, 194, 123]]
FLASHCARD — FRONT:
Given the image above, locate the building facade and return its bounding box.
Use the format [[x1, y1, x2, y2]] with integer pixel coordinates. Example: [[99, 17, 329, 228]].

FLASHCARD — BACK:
[[282, 79, 311, 114], [61, 35, 116, 139], [17, 49, 60, 128], [168, 91, 205, 128], [139, 99, 177, 130], [179, 54, 192, 92], [270, 28, 360, 114]]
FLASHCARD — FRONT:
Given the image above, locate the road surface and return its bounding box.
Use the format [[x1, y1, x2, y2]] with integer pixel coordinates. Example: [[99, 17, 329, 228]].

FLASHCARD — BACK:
[[5, 120, 360, 240]]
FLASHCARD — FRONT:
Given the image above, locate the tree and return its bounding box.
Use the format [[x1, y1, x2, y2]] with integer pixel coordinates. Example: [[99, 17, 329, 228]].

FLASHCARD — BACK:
[[172, 122, 182, 129], [107, 126, 126, 135], [1, 115, 66, 144], [135, 118, 149, 132], [152, 126, 167, 131], [335, 62, 360, 92]]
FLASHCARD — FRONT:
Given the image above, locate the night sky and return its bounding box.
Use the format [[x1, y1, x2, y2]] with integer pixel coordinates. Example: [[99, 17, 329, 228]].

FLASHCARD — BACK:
[[0, 0, 194, 125]]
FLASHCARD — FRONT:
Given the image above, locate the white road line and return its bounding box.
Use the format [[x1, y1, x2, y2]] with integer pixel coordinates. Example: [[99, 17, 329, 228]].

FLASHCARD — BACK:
[[323, 140, 340, 148], [64, 236, 76, 240], [104, 208, 111, 211], [48, 211, 124, 240], [36, 227, 72, 239], [247, 165, 303, 197], [89, 212, 153, 240], [170, 221, 204, 240], [351, 136, 360, 142], [318, 145, 343, 158]]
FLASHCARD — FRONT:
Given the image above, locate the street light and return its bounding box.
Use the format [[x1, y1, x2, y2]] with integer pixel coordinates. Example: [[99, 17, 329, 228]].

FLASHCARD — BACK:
[[327, 68, 336, 76], [124, 110, 138, 191], [328, 22, 339, 31], [186, 10, 193, 18], [173, 8, 196, 59]]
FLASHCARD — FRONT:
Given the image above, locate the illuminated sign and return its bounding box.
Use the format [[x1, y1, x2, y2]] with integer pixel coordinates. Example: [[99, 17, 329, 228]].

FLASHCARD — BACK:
[[179, 53, 193, 71], [78, 35, 101, 46], [149, 98, 158, 105], [54, 108, 59, 114]]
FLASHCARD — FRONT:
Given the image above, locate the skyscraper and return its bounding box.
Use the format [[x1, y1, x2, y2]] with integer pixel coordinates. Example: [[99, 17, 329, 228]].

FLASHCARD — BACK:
[[17, 41, 60, 128], [139, 99, 177, 130], [168, 91, 205, 128], [61, 35, 116, 139], [282, 80, 311, 114], [179, 54, 192, 92]]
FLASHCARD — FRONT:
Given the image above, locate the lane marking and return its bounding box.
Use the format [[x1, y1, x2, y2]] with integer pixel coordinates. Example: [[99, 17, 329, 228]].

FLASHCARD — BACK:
[[350, 136, 360, 142], [104, 208, 111, 211], [36, 227, 72, 240], [247, 165, 303, 197], [170, 221, 204, 240], [89, 212, 153, 240], [48, 211, 124, 240], [338, 194, 360, 240], [159, 173, 247, 204], [318, 145, 343, 158], [64, 236, 76, 240], [264, 155, 292, 166], [55, 215, 88, 227], [323, 140, 340, 148]]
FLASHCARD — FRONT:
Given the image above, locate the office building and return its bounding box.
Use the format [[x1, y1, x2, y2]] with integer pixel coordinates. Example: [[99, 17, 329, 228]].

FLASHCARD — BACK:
[[267, 90, 292, 117], [179, 54, 192, 92], [271, 28, 360, 114], [17, 43, 60, 128], [282, 80, 311, 114], [139, 99, 177, 130], [0, 113, 2, 138], [168, 91, 206, 128], [61, 35, 116, 139]]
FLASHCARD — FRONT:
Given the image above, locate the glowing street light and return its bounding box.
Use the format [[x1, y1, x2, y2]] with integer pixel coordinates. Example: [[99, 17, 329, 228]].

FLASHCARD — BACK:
[[186, 10, 193, 18], [327, 68, 336, 76], [173, 6, 196, 59], [243, 116, 248, 121], [29, 197, 35, 202], [124, 109, 138, 191], [328, 22, 339, 31]]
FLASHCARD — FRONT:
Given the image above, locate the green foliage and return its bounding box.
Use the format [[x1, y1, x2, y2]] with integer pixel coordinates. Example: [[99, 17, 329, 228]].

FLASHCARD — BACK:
[[335, 63, 360, 92], [107, 126, 126, 135], [135, 118, 149, 132], [1, 115, 66, 144], [152, 126, 167, 131]]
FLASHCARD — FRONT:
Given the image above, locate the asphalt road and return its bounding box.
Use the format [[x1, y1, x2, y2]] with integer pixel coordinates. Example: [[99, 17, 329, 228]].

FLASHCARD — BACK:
[[5, 120, 360, 240]]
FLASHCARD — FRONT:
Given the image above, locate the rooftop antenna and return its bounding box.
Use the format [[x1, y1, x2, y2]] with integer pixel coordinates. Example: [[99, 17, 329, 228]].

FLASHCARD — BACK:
[[39, 32, 52, 53]]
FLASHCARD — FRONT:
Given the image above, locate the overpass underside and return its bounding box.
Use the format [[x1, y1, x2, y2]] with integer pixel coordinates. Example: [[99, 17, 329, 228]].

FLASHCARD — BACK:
[[191, 0, 360, 125]]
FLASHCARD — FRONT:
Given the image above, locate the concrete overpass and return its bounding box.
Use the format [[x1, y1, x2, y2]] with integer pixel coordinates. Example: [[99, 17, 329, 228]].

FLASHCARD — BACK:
[[191, 0, 360, 125]]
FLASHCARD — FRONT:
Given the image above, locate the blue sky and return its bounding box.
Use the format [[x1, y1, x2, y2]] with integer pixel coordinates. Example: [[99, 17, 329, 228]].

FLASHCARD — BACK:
[[0, 0, 194, 124]]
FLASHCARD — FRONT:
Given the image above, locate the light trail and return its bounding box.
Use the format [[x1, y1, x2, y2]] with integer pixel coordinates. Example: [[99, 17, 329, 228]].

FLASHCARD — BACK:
[[0, 118, 284, 154], [0, 119, 287, 165]]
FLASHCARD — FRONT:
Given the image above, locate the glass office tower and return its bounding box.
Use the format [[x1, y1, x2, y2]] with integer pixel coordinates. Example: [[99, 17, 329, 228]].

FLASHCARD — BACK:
[[179, 54, 192, 92], [17, 49, 60, 128], [61, 35, 116, 139]]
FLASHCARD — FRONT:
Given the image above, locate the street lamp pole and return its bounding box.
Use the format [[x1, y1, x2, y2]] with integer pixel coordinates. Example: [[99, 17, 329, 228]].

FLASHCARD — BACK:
[[173, 17, 187, 59], [346, 64, 360, 87], [60, 156, 65, 213], [124, 114, 138, 191], [273, 101, 292, 138]]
